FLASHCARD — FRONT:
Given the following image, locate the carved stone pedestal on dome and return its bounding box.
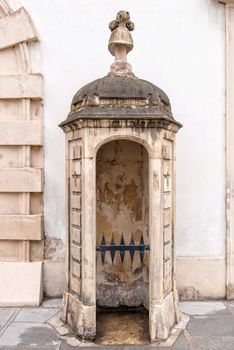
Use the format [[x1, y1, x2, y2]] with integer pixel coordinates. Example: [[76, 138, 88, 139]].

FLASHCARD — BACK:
[[59, 11, 182, 342]]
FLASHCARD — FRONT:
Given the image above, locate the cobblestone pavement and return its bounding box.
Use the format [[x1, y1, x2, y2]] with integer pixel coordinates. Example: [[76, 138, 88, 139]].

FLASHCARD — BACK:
[[1, 300, 234, 349]]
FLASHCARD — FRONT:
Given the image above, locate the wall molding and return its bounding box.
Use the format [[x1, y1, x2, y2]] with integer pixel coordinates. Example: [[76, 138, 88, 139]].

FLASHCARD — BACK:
[[216, 0, 234, 298], [225, 2, 234, 299]]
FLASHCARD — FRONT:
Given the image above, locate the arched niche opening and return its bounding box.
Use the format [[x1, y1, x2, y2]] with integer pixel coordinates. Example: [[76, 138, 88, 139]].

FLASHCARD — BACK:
[[96, 139, 150, 343]]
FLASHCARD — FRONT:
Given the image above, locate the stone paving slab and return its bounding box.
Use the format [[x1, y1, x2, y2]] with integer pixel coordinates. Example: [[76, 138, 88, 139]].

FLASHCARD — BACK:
[[2, 300, 234, 349], [0, 309, 16, 329], [180, 301, 229, 316], [225, 301, 234, 315], [187, 315, 234, 337], [41, 298, 62, 308], [0, 322, 59, 347], [14, 308, 60, 323], [191, 336, 234, 350]]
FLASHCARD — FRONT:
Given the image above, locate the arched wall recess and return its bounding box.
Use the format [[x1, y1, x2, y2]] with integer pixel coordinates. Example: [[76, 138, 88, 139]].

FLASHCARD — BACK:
[[0, 0, 44, 306]]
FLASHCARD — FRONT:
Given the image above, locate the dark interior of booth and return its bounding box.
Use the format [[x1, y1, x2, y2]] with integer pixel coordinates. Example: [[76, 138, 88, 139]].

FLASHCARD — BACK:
[[95, 140, 150, 344]]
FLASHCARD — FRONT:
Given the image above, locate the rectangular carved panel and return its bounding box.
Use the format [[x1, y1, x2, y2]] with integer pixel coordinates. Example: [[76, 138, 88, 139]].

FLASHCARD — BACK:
[[164, 225, 171, 243], [163, 242, 171, 261], [163, 193, 171, 209], [71, 194, 81, 210], [163, 259, 171, 277], [163, 272, 172, 295], [71, 176, 81, 192], [71, 244, 81, 261], [163, 208, 171, 227], [72, 228, 81, 245]]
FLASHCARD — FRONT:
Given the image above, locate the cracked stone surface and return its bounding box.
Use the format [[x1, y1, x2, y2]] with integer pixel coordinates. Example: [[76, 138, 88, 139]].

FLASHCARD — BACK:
[[0, 309, 16, 329], [0, 322, 59, 346]]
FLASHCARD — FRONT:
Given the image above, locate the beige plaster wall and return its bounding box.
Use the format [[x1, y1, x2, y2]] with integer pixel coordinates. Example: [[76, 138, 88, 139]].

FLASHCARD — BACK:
[[2, 0, 227, 301]]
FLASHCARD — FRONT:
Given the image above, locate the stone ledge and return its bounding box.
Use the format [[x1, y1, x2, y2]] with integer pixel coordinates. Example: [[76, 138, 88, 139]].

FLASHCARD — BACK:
[[0, 168, 43, 192], [0, 214, 43, 240], [0, 121, 42, 145], [0, 74, 43, 99]]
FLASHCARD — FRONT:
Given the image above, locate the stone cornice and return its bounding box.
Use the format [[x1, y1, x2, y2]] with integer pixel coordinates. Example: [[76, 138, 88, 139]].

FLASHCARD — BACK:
[[59, 117, 181, 134]]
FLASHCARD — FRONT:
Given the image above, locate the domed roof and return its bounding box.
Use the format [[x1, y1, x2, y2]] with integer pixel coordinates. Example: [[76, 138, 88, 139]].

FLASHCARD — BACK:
[[59, 74, 179, 126], [59, 11, 181, 128], [72, 76, 170, 106]]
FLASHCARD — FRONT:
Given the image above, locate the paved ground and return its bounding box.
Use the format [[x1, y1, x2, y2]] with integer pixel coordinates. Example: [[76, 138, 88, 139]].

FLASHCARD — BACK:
[[1, 300, 234, 349]]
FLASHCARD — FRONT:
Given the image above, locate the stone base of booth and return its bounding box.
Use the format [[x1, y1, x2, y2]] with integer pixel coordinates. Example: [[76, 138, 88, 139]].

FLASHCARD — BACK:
[[61, 290, 180, 342], [150, 291, 181, 341], [0, 262, 43, 306], [61, 291, 96, 340]]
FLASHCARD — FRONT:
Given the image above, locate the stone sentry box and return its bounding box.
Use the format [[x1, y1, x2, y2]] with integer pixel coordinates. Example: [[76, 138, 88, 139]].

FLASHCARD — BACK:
[[59, 11, 182, 342]]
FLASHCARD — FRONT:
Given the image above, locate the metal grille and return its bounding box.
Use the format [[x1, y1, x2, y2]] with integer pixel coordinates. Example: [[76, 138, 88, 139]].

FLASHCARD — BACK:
[[96, 233, 149, 265]]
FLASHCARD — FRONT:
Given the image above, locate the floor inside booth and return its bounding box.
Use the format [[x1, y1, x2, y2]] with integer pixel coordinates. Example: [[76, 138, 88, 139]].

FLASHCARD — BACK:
[[96, 307, 150, 345]]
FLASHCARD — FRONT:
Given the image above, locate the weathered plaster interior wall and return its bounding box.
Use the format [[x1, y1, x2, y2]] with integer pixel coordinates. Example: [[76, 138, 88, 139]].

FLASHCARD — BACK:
[[10, 0, 225, 298], [96, 140, 149, 308]]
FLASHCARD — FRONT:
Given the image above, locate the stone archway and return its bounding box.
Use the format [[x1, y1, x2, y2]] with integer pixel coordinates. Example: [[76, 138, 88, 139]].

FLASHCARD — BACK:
[[96, 139, 149, 308], [95, 139, 150, 343], [0, 0, 44, 305]]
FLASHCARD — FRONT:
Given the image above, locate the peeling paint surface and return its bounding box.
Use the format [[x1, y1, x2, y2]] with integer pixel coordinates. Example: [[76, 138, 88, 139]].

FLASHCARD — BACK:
[[44, 234, 65, 261], [96, 140, 149, 307]]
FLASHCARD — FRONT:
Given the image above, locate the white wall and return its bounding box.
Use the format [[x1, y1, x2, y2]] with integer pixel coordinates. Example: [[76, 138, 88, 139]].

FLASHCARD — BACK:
[[14, 0, 225, 258]]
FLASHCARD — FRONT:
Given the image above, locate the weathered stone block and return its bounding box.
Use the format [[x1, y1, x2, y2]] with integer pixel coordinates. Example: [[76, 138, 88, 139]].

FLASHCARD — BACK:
[[71, 176, 81, 192], [163, 192, 171, 209], [164, 242, 171, 261], [163, 208, 171, 226], [72, 145, 81, 159], [71, 245, 81, 261], [0, 168, 42, 192], [0, 262, 43, 306], [71, 211, 81, 227], [0, 121, 42, 145], [72, 228, 81, 244], [71, 194, 81, 209], [0, 74, 43, 99], [72, 261, 81, 278], [72, 160, 81, 175], [0, 214, 42, 240], [164, 225, 171, 243]]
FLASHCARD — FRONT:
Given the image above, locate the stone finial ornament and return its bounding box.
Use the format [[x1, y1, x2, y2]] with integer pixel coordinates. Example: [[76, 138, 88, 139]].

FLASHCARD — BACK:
[[108, 11, 135, 76]]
